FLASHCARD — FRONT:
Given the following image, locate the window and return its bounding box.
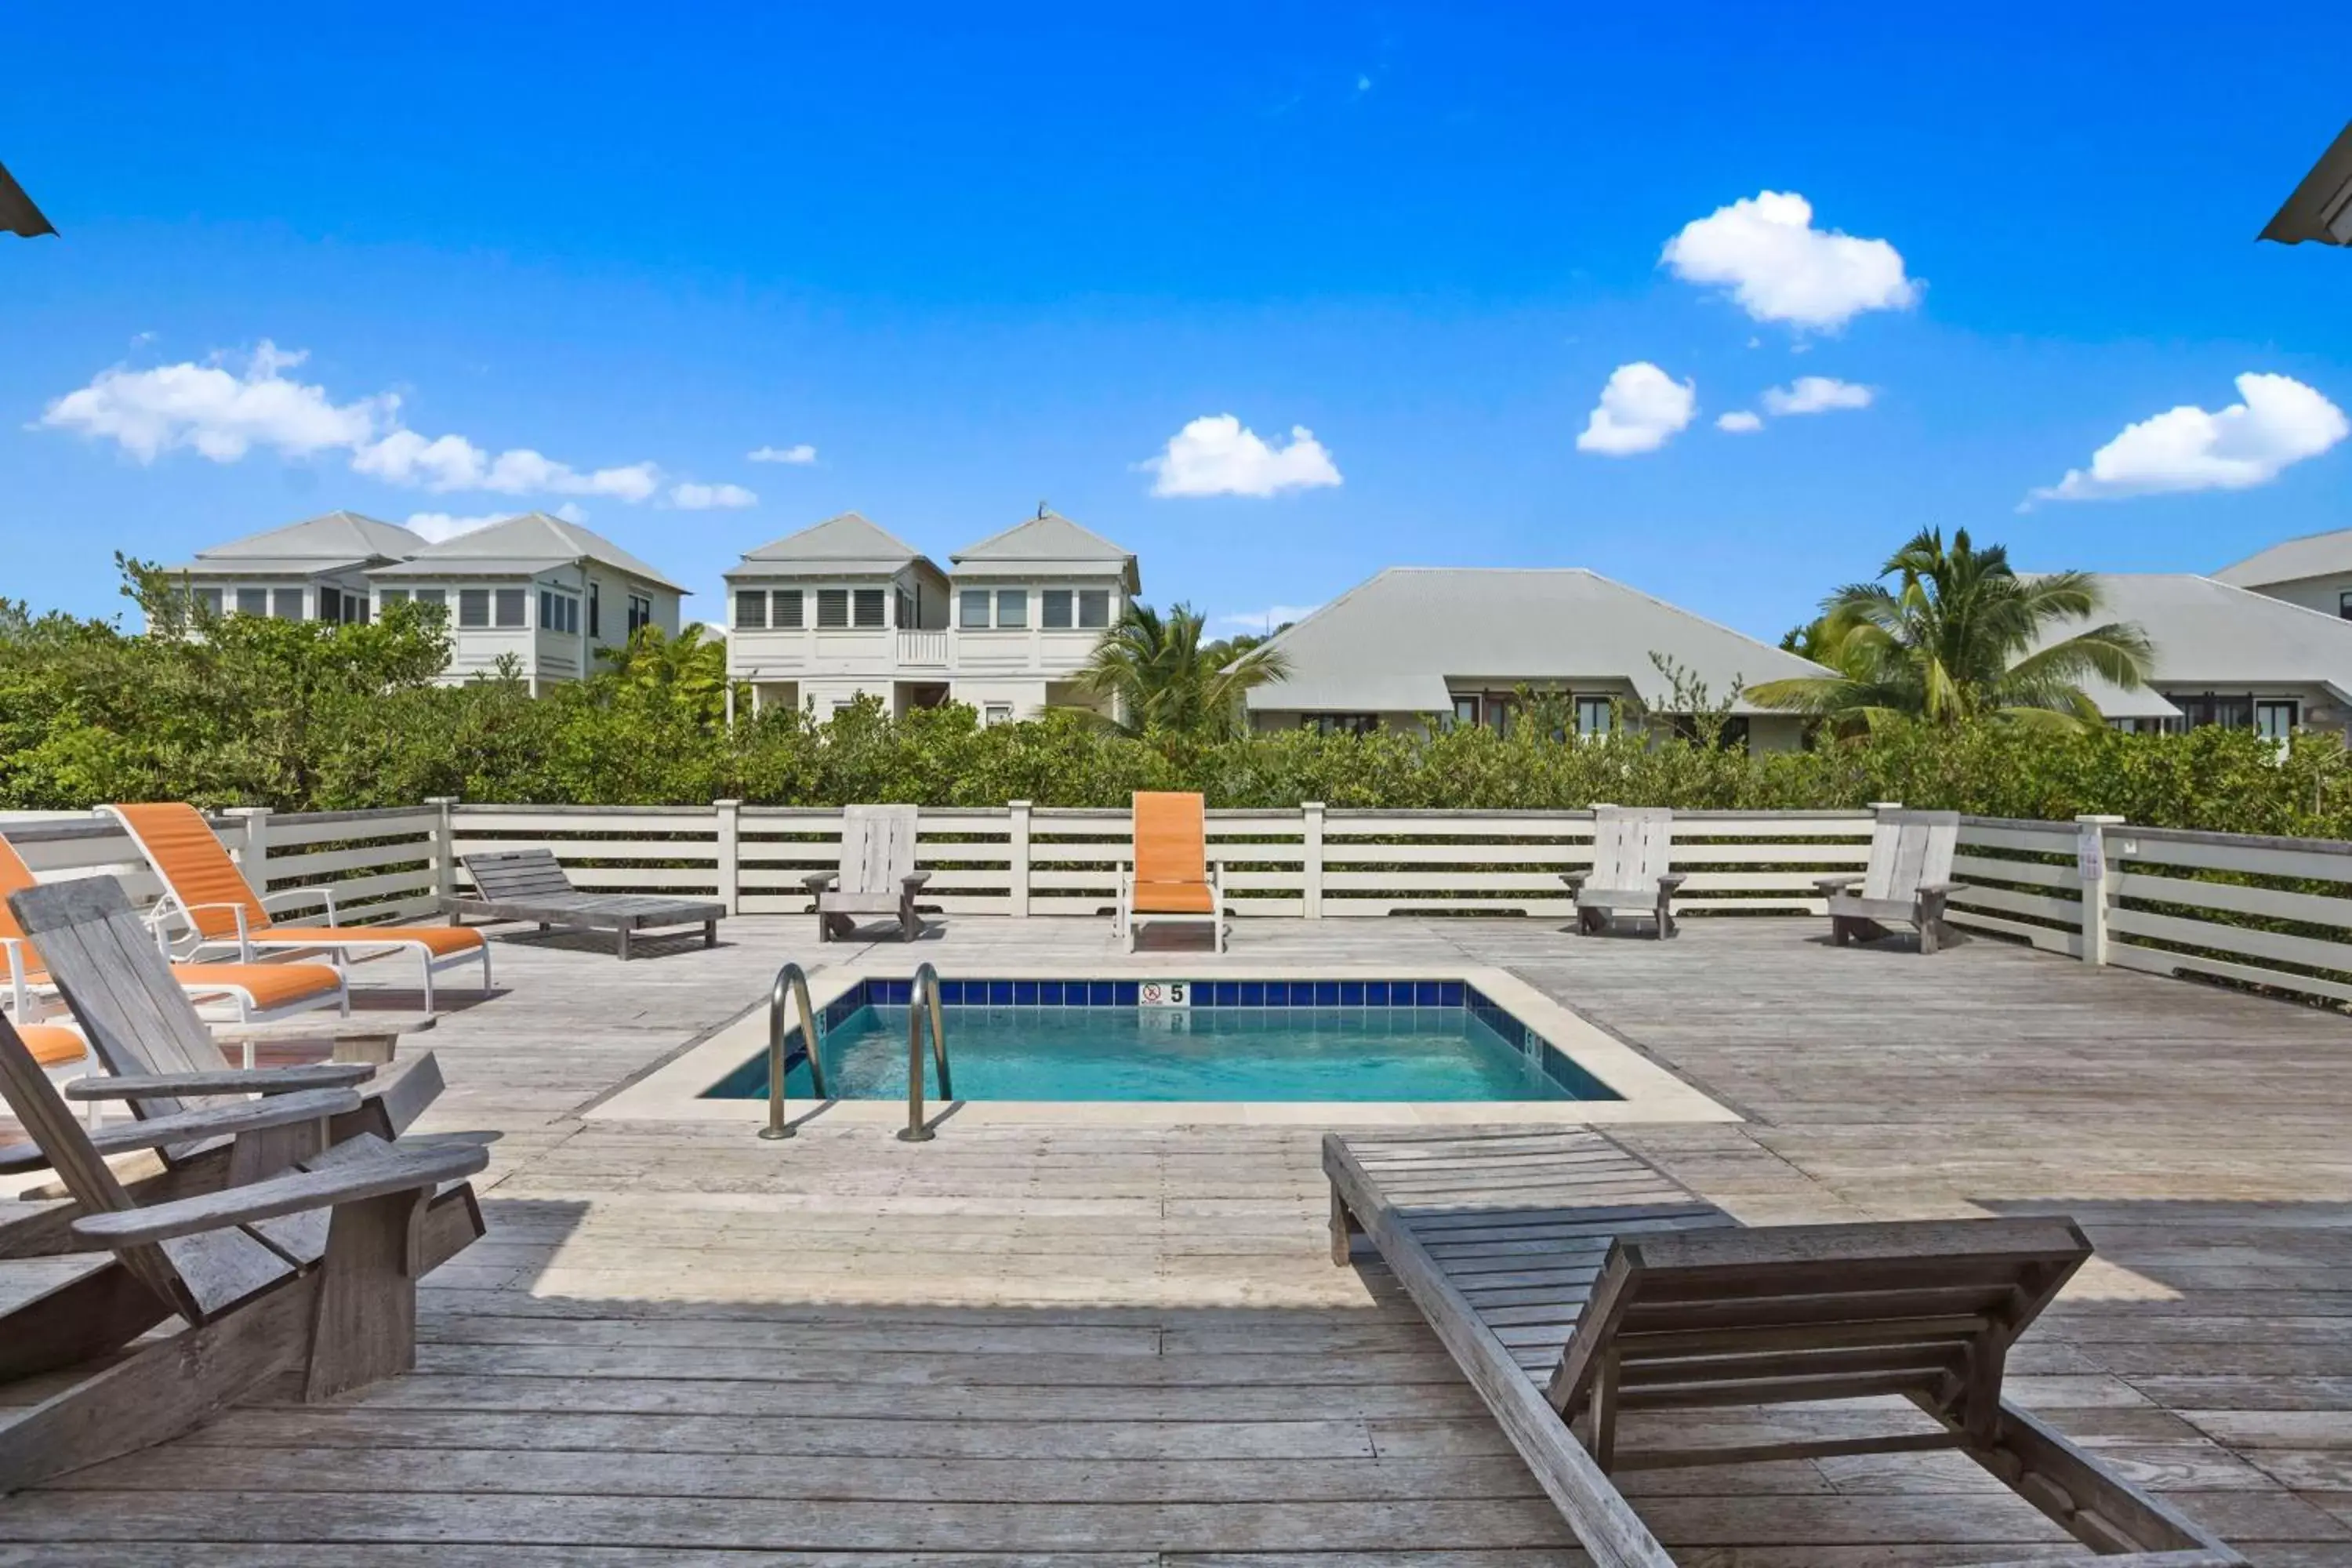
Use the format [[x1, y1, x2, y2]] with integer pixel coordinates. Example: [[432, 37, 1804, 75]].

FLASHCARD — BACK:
[[494, 588, 527, 629], [1041, 589, 1073, 629], [897, 588, 916, 630], [1078, 589, 1111, 629], [773, 589, 804, 629], [2339, 591, 2351, 621], [415, 588, 446, 612], [236, 588, 268, 616], [983, 703, 1014, 727], [960, 589, 991, 629], [816, 588, 850, 629], [380, 588, 410, 608], [540, 590, 554, 629], [2257, 700, 2298, 740], [540, 591, 579, 634], [194, 587, 224, 615], [996, 588, 1027, 629], [1451, 695, 1480, 731], [627, 594, 652, 635], [458, 589, 490, 629], [320, 586, 343, 622], [1310, 714, 1377, 735], [853, 587, 886, 628], [735, 590, 767, 630], [350, 594, 369, 625], [1576, 697, 1613, 739], [271, 589, 304, 621], [588, 582, 601, 638]]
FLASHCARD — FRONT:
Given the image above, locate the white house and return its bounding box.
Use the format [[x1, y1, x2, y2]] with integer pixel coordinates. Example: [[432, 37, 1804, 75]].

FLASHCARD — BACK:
[[2067, 573, 2352, 738], [157, 510, 424, 627], [366, 512, 688, 693], [2213, 528, 2352, 619], [1243, 568, 1830, 750], [723, 506, 1139, 724]]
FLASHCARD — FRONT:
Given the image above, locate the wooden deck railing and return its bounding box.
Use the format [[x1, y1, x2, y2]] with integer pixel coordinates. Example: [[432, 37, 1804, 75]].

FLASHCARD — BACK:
[[10, 800, 2352, 1010]]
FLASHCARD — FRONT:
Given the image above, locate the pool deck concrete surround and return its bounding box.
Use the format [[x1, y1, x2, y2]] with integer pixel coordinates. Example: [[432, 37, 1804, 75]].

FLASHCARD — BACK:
[[4, 913, 2352, 1563]]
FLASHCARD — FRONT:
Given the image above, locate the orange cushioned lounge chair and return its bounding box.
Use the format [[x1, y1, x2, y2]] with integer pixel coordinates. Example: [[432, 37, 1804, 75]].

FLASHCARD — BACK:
[[2, 833, 347, 1025], [1116, 790, 1226, 954], [100, 804, 490, 1010]]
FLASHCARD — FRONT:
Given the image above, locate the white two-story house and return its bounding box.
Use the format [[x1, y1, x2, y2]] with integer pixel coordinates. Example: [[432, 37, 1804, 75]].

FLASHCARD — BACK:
[[366, 512, 688, 693], [156, 510, 425, 626], [723, 506, 1138, 724]]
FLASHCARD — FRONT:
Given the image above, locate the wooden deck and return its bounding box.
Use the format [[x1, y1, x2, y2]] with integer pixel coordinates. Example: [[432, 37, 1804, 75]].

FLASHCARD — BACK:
[[3, 913, 2350, 1564]]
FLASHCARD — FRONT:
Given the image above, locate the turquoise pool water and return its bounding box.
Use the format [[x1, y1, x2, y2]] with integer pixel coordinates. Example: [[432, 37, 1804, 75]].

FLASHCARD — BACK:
[[703, 982, 1617, 1102]]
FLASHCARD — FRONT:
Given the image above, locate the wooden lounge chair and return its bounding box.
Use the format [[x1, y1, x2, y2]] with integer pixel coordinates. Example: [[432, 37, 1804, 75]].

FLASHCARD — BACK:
[[100, 802, 492, 1008], [1117, 791, 1225, 954], [2, 831, 349, 1025], [0, 877, 463, 1264], [447, 847, 724, 960], [1324, 1128, 2245, 1567], [0, 1011, 488, 1494], [1562, 806, 1682, 938], [804, 804, 930, 942], [1815, 808, 1964, 954]]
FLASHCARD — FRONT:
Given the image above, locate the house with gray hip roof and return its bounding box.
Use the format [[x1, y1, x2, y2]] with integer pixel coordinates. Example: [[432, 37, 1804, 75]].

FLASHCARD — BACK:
[[2213, 527, 2352, 619], [724, 505, 1138, 724], [158, 510, 426, 629], [2067, 572, 2352, 738], [1242, 568, 1832, 750], [366, 512, 688, 693]]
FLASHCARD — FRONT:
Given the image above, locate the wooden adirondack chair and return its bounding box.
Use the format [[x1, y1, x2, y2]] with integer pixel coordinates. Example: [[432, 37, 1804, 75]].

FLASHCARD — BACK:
[[447, 847, 724, 959], [804, 805, 931, 942], [1815, 808, 1964, 954], [0, 1011, 488, 1493], [1562, 807, 1683, 938], [0, 877, 470, 1268]]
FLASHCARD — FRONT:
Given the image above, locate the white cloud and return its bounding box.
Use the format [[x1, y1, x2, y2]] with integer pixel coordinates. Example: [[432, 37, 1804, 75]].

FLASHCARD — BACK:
[[1576, 362, 1696, 456], [39, 340, 664, 503], [2028, 372, 2350, 505], [1141, 414, 1342, 498], [1216, 604, 1321, 632], [1715, 410, 1764, 434], [1761, 376, 1875, 416], [1661, 191, 1919, 329], [404, 511, 510, 544], [38, 340, 385, 462], [748, 443, 816, 464], [669, 481, 759, 510]]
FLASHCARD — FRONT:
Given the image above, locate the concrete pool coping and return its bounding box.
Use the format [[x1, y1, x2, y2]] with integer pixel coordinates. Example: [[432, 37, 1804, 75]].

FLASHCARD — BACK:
[[587, 959, 1742, 1127]]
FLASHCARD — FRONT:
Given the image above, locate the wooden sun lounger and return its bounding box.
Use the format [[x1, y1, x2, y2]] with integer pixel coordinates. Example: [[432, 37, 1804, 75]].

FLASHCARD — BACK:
[[0, 1011, 488, 1493], [0, 877, 464, 1266], [1324, 1127, 2245, 1568], [446, 848, 724, 959]]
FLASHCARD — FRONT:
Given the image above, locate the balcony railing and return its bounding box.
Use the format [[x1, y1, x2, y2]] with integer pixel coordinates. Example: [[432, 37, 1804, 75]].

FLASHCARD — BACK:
[[897, 630, 949, 666]]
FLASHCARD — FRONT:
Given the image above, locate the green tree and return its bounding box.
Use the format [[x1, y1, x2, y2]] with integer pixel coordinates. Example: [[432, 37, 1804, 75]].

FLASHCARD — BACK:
[[594, 622, 738, 728], [1748, 528, 2153, 733], [1077, 602, 1292, 739]]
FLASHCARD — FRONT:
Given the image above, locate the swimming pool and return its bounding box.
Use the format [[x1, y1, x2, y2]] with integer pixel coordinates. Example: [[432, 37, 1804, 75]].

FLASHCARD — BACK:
[[701, 978, 1620, 1103]]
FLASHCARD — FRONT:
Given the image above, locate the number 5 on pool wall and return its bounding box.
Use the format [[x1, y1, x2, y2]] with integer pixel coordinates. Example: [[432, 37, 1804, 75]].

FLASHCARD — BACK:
[[1139, 981, 1189, 1009]]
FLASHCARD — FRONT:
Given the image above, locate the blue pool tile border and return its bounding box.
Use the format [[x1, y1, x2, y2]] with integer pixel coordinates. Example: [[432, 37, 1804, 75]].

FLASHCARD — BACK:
[[710, 975, 1622, 1102]]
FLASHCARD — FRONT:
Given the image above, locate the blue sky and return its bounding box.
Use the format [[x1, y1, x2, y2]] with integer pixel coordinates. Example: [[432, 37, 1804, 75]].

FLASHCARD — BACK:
[[5, 2, 2350, 644]]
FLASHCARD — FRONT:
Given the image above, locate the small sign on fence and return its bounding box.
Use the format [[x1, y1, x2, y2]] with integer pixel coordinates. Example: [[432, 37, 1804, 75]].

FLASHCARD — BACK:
[[2076, 826, 2106, 884], [1138, 981, 1189, 1009]]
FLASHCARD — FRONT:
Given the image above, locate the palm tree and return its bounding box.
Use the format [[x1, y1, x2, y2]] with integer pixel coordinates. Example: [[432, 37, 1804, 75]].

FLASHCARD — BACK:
[[1077, 602, 1292, 739], [1749, 528, 2154, 732]]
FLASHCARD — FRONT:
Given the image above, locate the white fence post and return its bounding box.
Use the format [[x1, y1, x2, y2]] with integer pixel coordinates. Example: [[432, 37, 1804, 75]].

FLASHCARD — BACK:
[[223, 806, 271, 898], [1301, 801, 1325, 920], [2075, 813, 2123, 966], [714, 798, 742, 914], [1008, 800, 1033, 919], [425, 796, 459, 902]]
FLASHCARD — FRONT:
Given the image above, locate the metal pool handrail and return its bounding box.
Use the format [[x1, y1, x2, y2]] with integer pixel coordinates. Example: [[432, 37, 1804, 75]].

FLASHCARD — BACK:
[[760, 961, 826, 1141], [898, 962, 952, 1143]]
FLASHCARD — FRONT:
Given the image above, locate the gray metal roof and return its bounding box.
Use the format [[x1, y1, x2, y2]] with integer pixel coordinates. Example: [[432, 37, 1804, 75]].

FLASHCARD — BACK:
[[368, 512, 689, 593], [951, 510, 1141, 590], [728, 512, 942, 579], [1243, 568, 1831, 715], [2261, 120, 2352, 247], [2067, 573, 2352, 714], [2212, 527, 2352, 590], [173, 510, 425, 577]]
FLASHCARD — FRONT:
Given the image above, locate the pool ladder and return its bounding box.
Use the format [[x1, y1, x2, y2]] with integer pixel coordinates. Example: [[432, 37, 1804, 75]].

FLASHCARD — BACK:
[[758, 960, 953, 1143]]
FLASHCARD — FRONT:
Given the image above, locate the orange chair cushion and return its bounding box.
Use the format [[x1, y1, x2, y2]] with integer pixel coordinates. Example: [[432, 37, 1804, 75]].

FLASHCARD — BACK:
[[1132, 880, 1215, 914], [109, 803, 268, 941], [169, 962, 343, 1008], [16, 1023, 86, 1069], [256, 925, 485, 957]]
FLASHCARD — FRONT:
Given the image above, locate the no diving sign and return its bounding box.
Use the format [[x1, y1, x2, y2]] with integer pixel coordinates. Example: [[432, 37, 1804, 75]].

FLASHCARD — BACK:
[[1138, 981, 1190, 1009]]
